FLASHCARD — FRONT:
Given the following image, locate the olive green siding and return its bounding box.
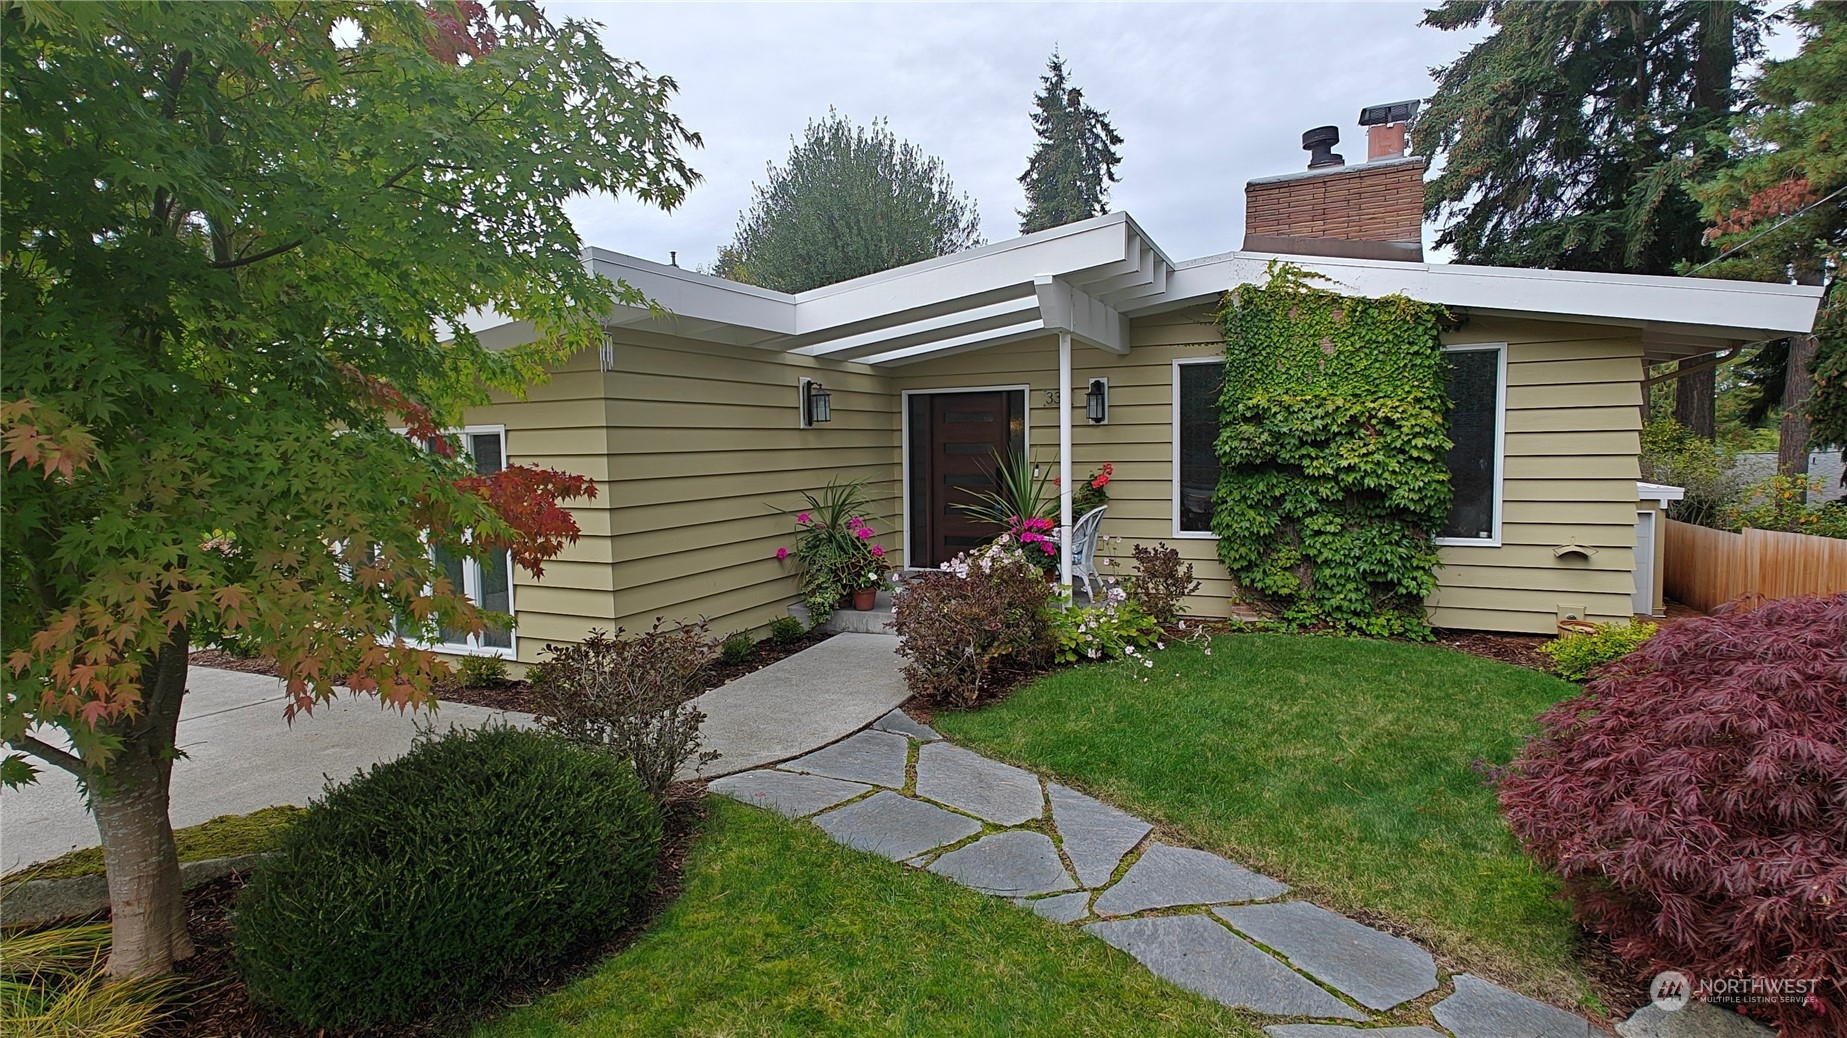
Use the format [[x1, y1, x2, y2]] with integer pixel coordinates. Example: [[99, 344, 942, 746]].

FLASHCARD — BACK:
[[463, 308, 1647, 655], [462, 330, 897, 663]]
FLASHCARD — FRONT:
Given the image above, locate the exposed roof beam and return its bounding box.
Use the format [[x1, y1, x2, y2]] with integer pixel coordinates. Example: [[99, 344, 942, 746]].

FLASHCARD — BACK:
[[1035, 276, 1129, 355], [789, 296, 1039, 359], [859, 320, 1048, 366]]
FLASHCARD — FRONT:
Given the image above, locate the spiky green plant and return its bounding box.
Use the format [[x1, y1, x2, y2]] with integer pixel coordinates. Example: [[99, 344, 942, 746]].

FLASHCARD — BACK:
[[953, 449, 1057, 528]]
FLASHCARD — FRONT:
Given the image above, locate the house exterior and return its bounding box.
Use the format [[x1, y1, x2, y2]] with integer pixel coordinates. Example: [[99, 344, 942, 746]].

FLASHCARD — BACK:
[[441, 122, 1821, 663]]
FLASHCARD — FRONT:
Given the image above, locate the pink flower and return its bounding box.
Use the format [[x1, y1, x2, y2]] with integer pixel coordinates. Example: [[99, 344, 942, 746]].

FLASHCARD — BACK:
[[847, 516, 863, 529], [871, 544, 885, 557], [857, 526, 874, 540], [797, 512, 811, 524], [775, 547, 789, 561]]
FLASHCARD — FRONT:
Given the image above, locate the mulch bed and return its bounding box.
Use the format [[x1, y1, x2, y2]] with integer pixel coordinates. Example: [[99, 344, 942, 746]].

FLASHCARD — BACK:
[[188, 630, 834, 715], [1431, 628, 1553, 674], [152, 783, 709, 1038]]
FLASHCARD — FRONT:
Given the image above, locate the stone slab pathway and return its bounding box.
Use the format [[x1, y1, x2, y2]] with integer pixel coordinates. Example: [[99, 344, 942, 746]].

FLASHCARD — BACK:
[[711, 717, 1607, 1035]]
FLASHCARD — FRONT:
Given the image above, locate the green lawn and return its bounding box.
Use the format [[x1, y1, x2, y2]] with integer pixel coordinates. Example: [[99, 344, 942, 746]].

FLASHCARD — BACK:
[[476, 798, 1258, 1038], [10, 805, 304, 880], [934, 632, 1591, 1006]]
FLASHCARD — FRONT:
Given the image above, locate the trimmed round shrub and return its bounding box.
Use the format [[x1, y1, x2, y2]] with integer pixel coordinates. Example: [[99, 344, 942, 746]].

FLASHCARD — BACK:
[[233, 725, 662, 1029], [1501, 595, 1846, 1037]]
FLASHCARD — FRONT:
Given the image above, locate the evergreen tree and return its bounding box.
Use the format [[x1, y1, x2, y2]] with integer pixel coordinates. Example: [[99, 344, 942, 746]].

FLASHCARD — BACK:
[[1417, 0, 1770, 436], [1694, 1, 1846, 474], [1018, 51, 1124, 234], [714, 111, 981, 293]]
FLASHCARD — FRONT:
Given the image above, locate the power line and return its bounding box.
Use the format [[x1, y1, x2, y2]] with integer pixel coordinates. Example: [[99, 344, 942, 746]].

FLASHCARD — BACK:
[[1686, 180, 1847, 274]]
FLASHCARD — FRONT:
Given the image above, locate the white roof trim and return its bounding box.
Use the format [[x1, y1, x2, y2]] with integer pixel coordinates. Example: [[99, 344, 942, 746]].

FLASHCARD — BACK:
[[1164, 251, 1822, 339], [1637, 481, 1688, 504], [543, 212, 1821, 367]]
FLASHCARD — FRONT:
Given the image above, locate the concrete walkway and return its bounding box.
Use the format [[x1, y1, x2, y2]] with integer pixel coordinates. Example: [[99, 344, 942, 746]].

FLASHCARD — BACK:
[[689, 632, 907, 780], [3, 634, 906, 873], [713, 719, 1604, 1038]]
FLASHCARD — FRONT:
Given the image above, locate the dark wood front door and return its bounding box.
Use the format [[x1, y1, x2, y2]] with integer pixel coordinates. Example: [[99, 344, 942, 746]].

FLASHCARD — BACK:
[[907, 390, 1025, 567]]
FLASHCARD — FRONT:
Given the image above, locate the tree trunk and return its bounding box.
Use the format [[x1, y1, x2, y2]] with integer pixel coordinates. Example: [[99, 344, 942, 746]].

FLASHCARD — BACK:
[[1674, 361, 1716, 438], [1779, 332, 1819, 484], [95, 627, 194, 977]]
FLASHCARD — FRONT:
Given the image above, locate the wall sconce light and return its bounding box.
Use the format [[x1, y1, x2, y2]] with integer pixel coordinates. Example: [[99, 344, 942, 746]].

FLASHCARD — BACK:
[[1086, 378, 1108, 424], [800, 377, 832, 427]]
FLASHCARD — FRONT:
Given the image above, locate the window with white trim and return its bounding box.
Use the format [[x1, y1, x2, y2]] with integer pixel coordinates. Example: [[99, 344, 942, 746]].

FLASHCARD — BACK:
[[397, 427, 515, 656], [1174, 348, 1507, 546], [1437, 345, 1505, 545], [1174, 360, 1224, 535]]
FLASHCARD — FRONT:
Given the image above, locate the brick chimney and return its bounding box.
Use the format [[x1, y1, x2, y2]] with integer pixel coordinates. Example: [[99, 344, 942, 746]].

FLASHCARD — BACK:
[[1243, 101, 1426, 262]]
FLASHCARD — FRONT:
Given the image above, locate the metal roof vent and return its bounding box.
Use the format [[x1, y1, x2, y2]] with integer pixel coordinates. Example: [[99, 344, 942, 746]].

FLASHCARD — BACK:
[[1302, 126, 1343, 169], [1358, 99, 1420, 127]]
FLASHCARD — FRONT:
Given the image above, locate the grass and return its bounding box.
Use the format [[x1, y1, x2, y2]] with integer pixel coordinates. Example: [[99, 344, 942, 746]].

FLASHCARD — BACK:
[[10, 805, 304, 881], [933, 632, 1592, 1006], [475, 798, 1260, 1038]]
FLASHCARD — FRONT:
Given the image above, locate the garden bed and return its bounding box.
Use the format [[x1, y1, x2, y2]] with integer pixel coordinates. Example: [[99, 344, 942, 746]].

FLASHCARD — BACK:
[[188, 629, 833, 715], [149, 783, 710, 1038]]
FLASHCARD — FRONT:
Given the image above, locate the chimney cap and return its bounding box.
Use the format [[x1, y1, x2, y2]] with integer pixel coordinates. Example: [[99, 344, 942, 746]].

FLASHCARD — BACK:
[[1359, 99, 1421, 127], [1301, 125, 1343, 169]]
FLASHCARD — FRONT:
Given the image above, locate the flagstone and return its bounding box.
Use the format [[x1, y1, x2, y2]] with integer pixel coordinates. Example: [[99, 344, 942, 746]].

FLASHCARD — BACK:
[[1047, 782, 1151, 888], [1092, 843, 1288, 915]]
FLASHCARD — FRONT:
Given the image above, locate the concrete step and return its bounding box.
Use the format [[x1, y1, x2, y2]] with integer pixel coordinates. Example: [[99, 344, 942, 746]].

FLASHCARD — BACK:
[[789, 590, 896, 635]]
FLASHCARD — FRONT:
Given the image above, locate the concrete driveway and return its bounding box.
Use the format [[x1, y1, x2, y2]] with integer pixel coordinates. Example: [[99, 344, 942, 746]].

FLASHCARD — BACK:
[[2, 667, 520, 873], [2, 633, 909, 873]]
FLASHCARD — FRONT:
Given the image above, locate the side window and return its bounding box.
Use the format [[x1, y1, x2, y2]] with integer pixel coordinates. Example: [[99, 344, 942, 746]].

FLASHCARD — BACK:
[[1438, 347, 1504, 544], [1175, 361, 1224, 535], [422, 428, 514, 653]]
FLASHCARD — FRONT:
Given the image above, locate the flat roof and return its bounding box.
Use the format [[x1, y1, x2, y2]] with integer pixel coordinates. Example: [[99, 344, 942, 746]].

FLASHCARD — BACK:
[[484, 211, 1823, 366]]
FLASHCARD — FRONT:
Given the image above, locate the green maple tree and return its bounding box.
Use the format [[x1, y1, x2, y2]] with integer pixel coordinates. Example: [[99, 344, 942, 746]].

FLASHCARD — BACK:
[[1, 0, 698, 976]]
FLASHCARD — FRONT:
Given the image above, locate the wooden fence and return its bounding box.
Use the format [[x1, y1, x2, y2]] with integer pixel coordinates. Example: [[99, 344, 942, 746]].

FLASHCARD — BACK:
[[1664, 519, 1847, 612]]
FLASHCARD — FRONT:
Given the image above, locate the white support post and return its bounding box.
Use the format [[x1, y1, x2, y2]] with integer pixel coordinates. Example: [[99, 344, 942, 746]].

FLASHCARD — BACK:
[[1058, 331, 1074, 589]]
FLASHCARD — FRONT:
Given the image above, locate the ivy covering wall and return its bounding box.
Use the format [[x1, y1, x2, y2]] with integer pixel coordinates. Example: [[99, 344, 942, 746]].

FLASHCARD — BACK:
[[1212, 263, 1452, 636]]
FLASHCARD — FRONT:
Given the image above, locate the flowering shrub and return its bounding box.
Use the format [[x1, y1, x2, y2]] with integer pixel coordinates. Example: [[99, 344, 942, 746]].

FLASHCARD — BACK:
[[1048, 588, 1161, 664], [1010, 514, 1059, 574], [1500, 595, 1847, 1037], [891, 536, 1054, 706], [1126, 542, 1201, 624], [1535, 619, 1655, 681], [775, 478, 887, 618]]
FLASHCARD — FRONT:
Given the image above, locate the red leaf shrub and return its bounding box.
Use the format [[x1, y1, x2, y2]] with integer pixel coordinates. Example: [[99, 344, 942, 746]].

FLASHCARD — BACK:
[[1500, 595, 1847, 1036], [891, 537, 1054, 707]]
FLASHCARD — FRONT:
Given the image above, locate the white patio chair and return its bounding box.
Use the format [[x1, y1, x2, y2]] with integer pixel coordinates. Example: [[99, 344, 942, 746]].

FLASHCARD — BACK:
[[1068, 505, 1108, 601]]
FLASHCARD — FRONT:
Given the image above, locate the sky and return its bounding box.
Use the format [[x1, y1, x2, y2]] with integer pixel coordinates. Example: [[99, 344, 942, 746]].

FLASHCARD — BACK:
[[545, 1, 1802, 270]]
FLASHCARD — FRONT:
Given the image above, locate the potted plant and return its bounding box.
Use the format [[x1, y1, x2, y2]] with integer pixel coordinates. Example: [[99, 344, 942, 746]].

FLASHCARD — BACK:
[[774, 479, 889, 619]]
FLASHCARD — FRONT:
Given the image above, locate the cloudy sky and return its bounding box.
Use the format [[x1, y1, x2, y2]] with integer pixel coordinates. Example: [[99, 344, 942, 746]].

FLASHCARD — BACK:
[[545, 2, 1798, 269]]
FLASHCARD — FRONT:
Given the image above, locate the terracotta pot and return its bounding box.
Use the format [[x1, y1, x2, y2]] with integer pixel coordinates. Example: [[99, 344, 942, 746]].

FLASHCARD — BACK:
[[851, 587, 878, 611]]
